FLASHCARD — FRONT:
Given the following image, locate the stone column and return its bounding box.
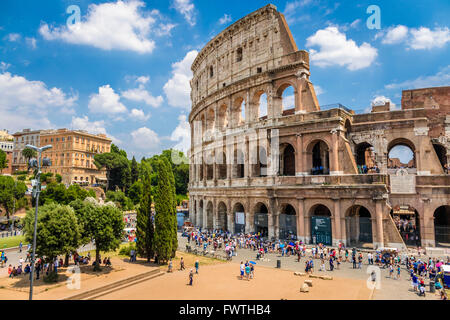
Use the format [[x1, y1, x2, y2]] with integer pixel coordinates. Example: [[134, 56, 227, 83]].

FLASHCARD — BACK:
[[332, 198, 342, 246], [295, 133, 306, 176], [297, 197, 305, 242], [422, 199, 434, 247], [227, 199, 234, 233], [375, 200, 384, 248], [330, 129, 340, 175]]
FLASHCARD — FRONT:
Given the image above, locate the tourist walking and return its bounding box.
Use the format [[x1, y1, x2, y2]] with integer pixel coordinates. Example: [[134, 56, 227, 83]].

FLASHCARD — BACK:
[[188, 269, 194, 285], [180, 257, 185, 270], [195, 260, 199, 274]]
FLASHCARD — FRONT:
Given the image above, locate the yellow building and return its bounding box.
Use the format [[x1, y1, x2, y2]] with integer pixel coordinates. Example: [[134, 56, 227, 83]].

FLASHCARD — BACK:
[[39, 128, 112, 185]]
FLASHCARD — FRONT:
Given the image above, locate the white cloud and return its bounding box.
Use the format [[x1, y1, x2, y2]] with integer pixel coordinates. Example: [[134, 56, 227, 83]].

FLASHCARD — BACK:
[[382, 25, 408, 44], [0, 71, 77, 132], [26, 37, 37, 49], [385, 65, 450, 90], [88, 85, 127, 114], [6, 33, 21, 42], [0, 71, 77, 109], [409, 27, 450, 50], [129, 108, 150, 121], [380, 25, 450, 50], [315, 85, 325, 96], [173, 0, 196, 26], [136, 76, 150, 84], [163, 50, 198, 109], [218, 14, 232, 25], [155, 23, 177, 36], [71, 116, 121, 143], [131, 127, 161, 150], [371, 95, 398, 110], [39, 0, 157, 54], [121, 84, 163, 107], [170, 114, 190, 153], [306, 27, 378, 71]]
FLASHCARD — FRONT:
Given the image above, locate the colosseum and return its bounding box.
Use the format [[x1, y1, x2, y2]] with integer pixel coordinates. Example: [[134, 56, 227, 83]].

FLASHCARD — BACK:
[[188, 4, 450, 249]]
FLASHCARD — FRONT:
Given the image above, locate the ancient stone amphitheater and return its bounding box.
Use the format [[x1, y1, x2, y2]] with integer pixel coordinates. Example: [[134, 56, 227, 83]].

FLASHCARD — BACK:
[[188, 4, 450, 249]]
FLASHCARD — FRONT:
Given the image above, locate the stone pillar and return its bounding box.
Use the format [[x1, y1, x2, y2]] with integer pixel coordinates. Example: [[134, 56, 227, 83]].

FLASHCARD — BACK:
[[212, 199, 217, 230], [332, 198, 342, 245], [244, 137, 250, 178], [227, 199, 234, 233], [330, 129, 341, 175], [297, 197, 305, 242], [375, 200, 384, 248], [341, 215, 347, 246], [296, 133, 306, 176], [422, 199, 435, 247], [268, 213, 274, 238]]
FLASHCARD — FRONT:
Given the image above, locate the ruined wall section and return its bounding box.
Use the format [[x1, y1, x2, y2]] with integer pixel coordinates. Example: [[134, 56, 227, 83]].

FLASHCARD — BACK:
[[190, 4, 298, 108]]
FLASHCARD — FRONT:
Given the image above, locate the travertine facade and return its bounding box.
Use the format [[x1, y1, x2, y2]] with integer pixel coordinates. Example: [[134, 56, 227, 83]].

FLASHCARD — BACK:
[[188, 4, 450, 249]]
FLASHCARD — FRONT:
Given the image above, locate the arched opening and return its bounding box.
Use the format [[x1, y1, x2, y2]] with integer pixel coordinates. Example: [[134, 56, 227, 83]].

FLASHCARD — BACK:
[[346, 205, 373, 246], [310, 204, 332, 245], [236, 47, 243, 62], [280, 143, 295, 176], [217, 202, 228, 231], [206, 201, 214, 229], [206, 152, 214, 180], [198, 200, 204, 228], [280, 204, 297, 240], [254, 203, 268, 237], [390, 206, 421, 247], [355, 142, 377, 174], [258, 146, 268, 177], [432, 143, 448, 173], [311, 140, 330, 175], [434, 205, 450, 247], [387, 139, 416, 173], [206, 108, 215, 132], [233, 203, 245, 234], [233, 97, 245, 126], [200, 114, 206, 139], [199, 161, 204, 181], [216, 151, 227, 180], [218, 104, 228, 130], [233, 148, 245, 178], [281, 85, 295, 114]]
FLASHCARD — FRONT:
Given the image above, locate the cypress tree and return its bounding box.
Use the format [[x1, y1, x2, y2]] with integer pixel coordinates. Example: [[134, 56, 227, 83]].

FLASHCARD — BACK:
[[136, 173, 154, 261], [166, 157, 178, 258], [154, 159, 174, 264], [130, 156, 139, 184]]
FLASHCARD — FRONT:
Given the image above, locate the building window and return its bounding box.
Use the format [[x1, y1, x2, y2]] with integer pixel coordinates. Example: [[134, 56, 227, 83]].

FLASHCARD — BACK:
[[210, 66, 214, 78], [236, 48, 243, 62], [257, 67, 262, 73]]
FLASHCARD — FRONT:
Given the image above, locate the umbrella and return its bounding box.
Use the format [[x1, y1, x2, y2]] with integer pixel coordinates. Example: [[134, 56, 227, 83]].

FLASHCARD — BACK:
[[279, 244, 285, 248], [289, 242, 295, 246], [249, 261, 256, 265]]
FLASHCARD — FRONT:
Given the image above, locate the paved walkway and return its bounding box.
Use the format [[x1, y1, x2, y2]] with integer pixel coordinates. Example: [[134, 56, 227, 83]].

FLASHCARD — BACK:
[[177, 236, 442, 300]]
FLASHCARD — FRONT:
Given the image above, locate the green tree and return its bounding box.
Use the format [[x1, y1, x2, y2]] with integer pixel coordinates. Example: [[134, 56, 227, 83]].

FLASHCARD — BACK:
[[106, 190, 133, 210], [55, 173, 62, 183], [136, 174, 154, 261], [86, 203, 124, 271], [0, 176, 27, 219], [21, 147, 37, 169], [0, 149, 7, 173], [23, 203, 81, 281], [130, 156, 139, 184], [166, 158, 178, 258], [153, 159, 177, 264], [128, 180, 143, 205], [94, 152, 130, 192]]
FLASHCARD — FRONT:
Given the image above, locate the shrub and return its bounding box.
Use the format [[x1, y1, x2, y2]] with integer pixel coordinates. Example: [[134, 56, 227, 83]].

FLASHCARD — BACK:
[[17, 175, 26, 181], [119, 242, 136, 256]]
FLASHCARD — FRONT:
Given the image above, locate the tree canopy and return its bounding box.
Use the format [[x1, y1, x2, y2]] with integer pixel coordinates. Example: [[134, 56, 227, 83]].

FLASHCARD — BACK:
[[0, 176, 27, 219]]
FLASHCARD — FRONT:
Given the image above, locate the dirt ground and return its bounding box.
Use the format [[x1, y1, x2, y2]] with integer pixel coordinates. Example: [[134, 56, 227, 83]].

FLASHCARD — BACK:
[[97, 262, 372, 300]]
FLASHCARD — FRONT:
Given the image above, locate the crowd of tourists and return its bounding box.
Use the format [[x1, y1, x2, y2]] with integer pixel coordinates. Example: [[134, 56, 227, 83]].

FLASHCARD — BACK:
[[182, 227, 449, 299]]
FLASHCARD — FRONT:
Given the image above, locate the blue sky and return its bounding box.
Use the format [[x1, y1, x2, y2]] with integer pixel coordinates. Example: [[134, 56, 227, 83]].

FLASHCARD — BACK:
[[0, 0, 449, 159]]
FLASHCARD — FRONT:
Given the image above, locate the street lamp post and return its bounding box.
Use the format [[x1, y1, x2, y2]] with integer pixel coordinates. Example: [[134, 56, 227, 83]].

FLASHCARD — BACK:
[[25, 144, 52, 301]]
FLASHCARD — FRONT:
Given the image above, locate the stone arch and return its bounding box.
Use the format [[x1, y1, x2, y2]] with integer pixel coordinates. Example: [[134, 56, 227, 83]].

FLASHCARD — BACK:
[[434, 205, 450, 247], [216, 151, 227, 179], [217, 201, 228, 231], [251, 89, 268, 120], [232, 148, 245, 178], [279, 203, 297, 239], [205, 150, 215, 180], [233, 96, 246, 125], [387, 138, 416, 170], [345, 205, 373, 246], [233, 202, 246, 234], [390, 205, 421, 247], [253, 202, 269, 237], [206, 107, 215, 132], [251, 145, 268, 177], [306, 139, 330, 175], [206, 201, 214, 229], [280, 143, 296, 176], [355, 142, 376, 173], [309, 203, 332, 245]]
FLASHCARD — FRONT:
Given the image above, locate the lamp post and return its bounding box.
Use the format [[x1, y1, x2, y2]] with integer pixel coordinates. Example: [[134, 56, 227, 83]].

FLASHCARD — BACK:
[[25, 144, 52, 301]]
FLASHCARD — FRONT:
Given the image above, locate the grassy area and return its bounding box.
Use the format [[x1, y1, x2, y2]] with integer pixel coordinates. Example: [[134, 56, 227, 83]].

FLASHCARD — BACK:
[[0, 235, 26, 249]]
